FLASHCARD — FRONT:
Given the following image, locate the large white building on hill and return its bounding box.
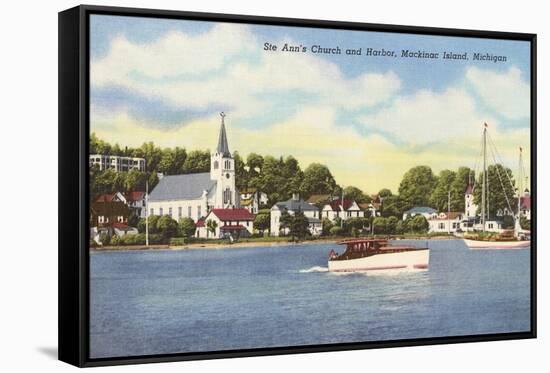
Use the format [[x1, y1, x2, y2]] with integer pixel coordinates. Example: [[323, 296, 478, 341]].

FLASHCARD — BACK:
[[148, 113, 240, 223]]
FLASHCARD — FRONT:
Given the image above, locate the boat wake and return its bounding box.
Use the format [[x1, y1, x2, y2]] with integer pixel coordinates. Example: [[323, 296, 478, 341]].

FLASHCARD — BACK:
[[299, 266, 329, 273]]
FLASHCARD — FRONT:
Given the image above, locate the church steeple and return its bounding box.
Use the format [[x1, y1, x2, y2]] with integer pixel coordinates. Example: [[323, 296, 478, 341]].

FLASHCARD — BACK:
[[217, 112, 231, 158]]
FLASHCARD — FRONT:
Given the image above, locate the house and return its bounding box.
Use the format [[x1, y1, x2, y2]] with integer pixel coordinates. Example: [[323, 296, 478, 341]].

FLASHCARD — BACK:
[[148, 113, 240, 224], [90, 197, 134, 243], [197, 208, 255, 239], [321, 199, 364, 222], [428, 212, 464, 233], [402, 207, 437, 221], [90, 154, 146, 172], [94, 192, 127, 204], [240, 188, 268, 214], [125, 191, 146, 218], [270, 194, 321, 236]]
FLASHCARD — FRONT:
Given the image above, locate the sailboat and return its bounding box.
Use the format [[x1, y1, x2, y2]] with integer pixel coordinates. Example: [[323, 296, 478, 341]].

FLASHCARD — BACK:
[[463, 123, 530, 250]]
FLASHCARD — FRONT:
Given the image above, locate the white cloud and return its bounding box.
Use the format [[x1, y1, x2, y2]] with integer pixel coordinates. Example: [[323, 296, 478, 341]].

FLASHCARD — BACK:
[[91, 23, 401, 124], [466, 66, 530, 119], [360, 87, 496, 144]]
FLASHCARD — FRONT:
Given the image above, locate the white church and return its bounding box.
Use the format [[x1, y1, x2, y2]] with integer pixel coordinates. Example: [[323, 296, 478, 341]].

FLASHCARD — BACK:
[[148, 113, 241, 223]]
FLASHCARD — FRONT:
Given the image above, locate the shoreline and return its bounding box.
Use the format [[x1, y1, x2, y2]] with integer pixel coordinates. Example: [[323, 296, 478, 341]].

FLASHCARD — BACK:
[[90, 235, 460, 253]]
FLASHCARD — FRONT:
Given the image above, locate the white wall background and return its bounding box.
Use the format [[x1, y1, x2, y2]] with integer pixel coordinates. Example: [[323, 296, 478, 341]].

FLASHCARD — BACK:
[[0, 0, 547, 371]]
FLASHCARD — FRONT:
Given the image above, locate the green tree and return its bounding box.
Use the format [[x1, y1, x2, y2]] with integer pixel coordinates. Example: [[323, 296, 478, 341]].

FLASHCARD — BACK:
[[378, 188, 393, 198], [233, 151, 249, 191], [473, 164, 516, 218], [380, 195, 407, 218], [279, 211, 292, 235], [253, 212, 270, 235], [289, 211, 309, 241], [395, 220, 405, 235], [429, 169, 457, 211], [146, 215, 160, 234], [321, 218, 334, 236], [398, 166, 437, 210], [178, 217, 196, 238], [520, 216, 531, 230], [450, 166, 472, 212], [140, 141, 163, 172], [123, 169, 148, 193], [344, 186, 371, 203], [157, 215, 179, 239], [206, 219, 218, 238], [246, 153, 264, 176], [300, 163, 337, 198], [372, 217, 388, 234], [386, 216, 399, 234], [409, 215, 429, 233], [329, 226, 344, 236], [183, 150, 210, 173]]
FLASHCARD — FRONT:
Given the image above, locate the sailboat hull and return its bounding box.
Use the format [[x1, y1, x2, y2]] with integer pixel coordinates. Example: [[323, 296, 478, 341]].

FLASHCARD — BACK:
[[463, 238, 530, 250]]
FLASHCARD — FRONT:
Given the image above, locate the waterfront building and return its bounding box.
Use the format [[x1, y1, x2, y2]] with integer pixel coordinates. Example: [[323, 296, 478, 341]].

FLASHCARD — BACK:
[[321, 199, 364, 221], [90, 154, 146, 172], [197, 208, 255, 238], [148, 113, 240, 223], [428, 212, 464, 233], [270, 194, 321, 236], [125, 191, 147, 218]]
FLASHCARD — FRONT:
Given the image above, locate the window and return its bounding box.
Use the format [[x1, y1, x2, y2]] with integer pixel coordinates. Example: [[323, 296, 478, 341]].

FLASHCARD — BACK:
[[150, 208, 154, 216], [159, 207, 163, 216], [197, 206, 201, 219], [178, 207, 182, 219], [439, 223, 445, 230], [169, 207, 172, 217], [214, 160, 219, 169], [188, 206, 192, 217], [223, 188, 232, 205]]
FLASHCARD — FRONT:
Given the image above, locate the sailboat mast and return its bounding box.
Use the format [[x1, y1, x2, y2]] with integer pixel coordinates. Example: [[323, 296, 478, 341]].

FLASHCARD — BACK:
[[481, 124, 487, 231], [517, 148, 523, 221]]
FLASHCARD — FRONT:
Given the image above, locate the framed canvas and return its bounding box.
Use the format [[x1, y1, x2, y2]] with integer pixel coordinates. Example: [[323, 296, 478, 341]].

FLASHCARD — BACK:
[[58, 5, 537, 367]]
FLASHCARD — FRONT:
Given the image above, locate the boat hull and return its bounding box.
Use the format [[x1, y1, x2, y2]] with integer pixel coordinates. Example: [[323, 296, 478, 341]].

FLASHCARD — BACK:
[[328, 249, 429, 272], [463, 238, 530, 250]]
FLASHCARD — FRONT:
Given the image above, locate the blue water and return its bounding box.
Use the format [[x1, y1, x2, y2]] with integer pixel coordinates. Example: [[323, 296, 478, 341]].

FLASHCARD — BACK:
[[90, 240, 531, 358]]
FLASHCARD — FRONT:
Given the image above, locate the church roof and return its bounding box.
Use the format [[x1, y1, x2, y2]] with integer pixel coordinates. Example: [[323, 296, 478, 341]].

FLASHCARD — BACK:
[[217, 114, 231, 157], [148, 172, 216, 201]]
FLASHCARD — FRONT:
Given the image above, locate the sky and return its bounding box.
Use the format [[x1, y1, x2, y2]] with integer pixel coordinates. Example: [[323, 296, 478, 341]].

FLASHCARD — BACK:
[[90, 15, 532, 194]]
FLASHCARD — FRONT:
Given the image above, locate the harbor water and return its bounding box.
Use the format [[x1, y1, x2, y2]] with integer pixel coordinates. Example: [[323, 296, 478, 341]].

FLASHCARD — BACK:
[[90, 239, 531, 358]]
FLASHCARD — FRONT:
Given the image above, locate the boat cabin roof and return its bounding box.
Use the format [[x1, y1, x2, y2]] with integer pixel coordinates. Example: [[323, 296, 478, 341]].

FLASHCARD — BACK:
[[337, 238, 388, 246]]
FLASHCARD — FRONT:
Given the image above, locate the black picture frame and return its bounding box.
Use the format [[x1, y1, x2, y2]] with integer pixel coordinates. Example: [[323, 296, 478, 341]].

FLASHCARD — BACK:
[[59, 4, 537, 367]]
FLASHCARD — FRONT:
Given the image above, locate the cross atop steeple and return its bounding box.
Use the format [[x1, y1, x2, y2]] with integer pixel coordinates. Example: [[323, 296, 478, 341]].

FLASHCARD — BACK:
[[216, 112, 231, 158]]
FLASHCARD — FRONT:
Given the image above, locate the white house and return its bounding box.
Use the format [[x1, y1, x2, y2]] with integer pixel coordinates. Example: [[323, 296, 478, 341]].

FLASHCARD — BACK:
[[197, 208, 255, 238], [428, 212, 464, 233], [125, 191, 146, 218], [240, 188, 268, 214], [270, 194, 321, 236], [148, 113, 240, 224], [403, 207, 437, 221], [321, 199, 364, 222]]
